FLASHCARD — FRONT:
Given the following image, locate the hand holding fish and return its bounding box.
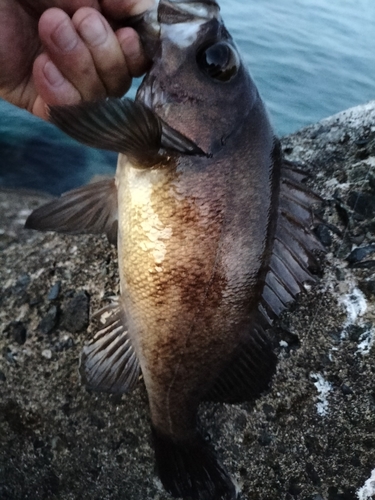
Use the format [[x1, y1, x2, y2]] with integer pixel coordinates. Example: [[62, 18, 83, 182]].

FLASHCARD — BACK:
[[0, 0, 152, 119]]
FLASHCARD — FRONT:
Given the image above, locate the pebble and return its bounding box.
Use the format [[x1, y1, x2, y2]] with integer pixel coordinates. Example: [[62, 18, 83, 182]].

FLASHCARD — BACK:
[[62, 291, 90, 333], [314, 223, 332, 247], [47, 281, 61, 301], [346, 244, 375, 266], [42, 349, 52, 360], [38, 306, 58, 335], [4, 321, 27, 345]]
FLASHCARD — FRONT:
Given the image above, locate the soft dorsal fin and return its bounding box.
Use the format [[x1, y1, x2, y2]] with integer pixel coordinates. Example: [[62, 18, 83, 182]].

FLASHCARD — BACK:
[[80, 302, 141, 394], [48, 98, 204, 167], [25, 178, 118, 244], [260, 160, 325, 323]]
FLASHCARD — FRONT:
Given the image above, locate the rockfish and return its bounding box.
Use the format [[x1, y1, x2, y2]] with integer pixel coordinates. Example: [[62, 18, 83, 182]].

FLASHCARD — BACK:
[[26, 0, 323, 498]]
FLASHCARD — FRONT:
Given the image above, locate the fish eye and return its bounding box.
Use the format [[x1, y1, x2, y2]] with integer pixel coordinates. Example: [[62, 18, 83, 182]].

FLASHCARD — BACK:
[[197, 42, 240, 82]]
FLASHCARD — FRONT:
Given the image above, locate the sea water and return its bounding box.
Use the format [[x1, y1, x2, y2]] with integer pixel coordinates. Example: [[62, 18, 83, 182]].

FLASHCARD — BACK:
[[0, 0, 374, 194]]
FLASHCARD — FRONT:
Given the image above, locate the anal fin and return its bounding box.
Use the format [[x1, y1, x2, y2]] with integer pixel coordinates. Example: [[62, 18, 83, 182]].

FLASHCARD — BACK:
[[204, 318, 277, 404], [80, 302, 140, 394]]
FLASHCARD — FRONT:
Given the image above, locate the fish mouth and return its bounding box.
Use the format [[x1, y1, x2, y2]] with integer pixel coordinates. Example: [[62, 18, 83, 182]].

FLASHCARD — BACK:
[[128, 0, 220, 56], [137, 73, 204, 113]]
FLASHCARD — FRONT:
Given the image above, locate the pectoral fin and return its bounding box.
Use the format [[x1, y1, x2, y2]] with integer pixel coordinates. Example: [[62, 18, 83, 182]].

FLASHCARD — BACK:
[[49, 98, 205, 167], [80, 303, 140, 394], [25, 179, 118, 244]]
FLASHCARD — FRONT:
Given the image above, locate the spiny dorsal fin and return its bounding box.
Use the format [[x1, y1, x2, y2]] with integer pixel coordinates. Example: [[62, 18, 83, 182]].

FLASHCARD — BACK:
[[80, 302, 140, 394], [260, 160, 325, 322], [25, 178, 118, 244], [49, 98, 204, 167]]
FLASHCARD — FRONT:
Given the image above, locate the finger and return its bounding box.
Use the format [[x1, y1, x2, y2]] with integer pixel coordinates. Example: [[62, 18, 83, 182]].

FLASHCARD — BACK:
[[32, 95, 49, 121], [72, 8, 131, 96], [116, 27, 150, 77], [39, 8, 107, 101], [100, 0, 156, 19], [33, 52, 82, 108]]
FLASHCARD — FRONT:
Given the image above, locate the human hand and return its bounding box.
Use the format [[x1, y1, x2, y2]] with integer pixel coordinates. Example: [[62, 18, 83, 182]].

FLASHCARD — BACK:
[[0, 0, 154, 120]]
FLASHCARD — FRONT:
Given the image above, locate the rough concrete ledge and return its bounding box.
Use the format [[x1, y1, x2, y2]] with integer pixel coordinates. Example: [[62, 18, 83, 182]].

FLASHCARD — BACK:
[[1, 101, 374, 500]]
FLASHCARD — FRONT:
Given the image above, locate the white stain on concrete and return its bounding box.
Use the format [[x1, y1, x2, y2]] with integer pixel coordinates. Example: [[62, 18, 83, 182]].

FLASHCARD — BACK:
[[310, 373, 332, 417], [337, 285, 374, 356], [357, 468, 375, 500], [357, 328, 375, 355], [339, 286, 367, 339]]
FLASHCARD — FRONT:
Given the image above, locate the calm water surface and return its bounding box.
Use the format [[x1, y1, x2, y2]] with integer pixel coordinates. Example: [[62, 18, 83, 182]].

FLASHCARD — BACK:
[[1, 0, 374, 194]]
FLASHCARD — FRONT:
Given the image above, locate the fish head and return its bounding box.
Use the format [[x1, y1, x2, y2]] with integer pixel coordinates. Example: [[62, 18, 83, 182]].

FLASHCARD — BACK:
[[137, 0, 262, 155]]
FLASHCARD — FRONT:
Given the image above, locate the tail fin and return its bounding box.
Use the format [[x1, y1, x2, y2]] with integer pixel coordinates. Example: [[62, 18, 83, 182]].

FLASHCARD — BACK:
[[152, 427, 239, 500]]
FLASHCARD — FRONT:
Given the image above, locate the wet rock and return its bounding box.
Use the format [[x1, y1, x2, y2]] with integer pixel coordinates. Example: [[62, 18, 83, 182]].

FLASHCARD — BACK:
[[0, 371, 6, 382], [62, 291, 90, 333]]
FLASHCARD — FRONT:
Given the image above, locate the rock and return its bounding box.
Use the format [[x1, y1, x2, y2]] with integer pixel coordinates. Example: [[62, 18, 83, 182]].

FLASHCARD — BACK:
[[41, 349, 52, 360], [47, 281, 61, 301], [62, 291, 90, 333], [314, 223, 333, 247], [0, 101, 375, 500], [38, 305, 58, 335], [4, 321, 27, 345]]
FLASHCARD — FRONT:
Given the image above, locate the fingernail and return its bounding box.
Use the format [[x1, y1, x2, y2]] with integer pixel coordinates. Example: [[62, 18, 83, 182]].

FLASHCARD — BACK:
[[78, 14, 108, 47], [52, 19, 78, 52], [43, 60, 65, 87]]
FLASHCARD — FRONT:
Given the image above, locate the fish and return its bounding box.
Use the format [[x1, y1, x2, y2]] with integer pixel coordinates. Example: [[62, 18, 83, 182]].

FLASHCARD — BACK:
[[25, 0, 324, 498]]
